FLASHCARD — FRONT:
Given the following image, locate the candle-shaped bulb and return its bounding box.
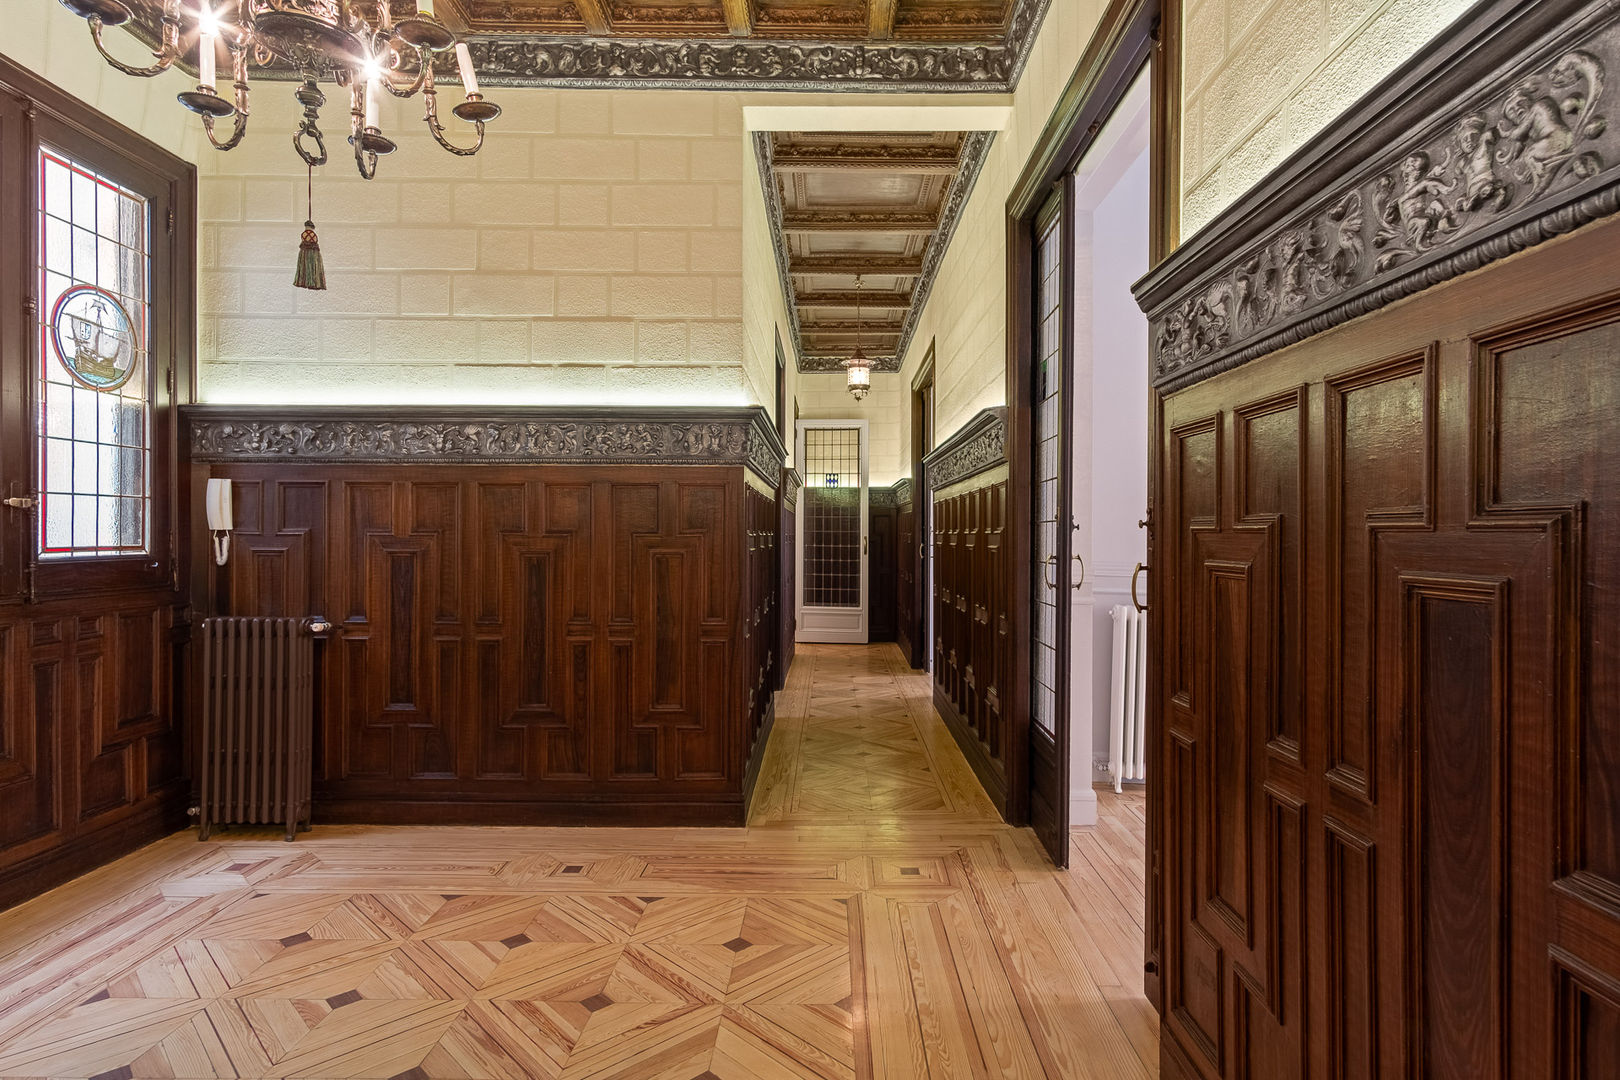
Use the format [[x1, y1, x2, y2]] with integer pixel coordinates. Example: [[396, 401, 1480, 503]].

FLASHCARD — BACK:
[[365, 77, 380, 129], [454, 42, 479, 96], [418, 0, 434, 15], [197, 6, 217, 89]]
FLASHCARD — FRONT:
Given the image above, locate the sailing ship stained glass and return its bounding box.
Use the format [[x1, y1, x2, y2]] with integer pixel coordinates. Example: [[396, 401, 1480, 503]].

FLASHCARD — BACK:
[[49, 284, 140, 392]]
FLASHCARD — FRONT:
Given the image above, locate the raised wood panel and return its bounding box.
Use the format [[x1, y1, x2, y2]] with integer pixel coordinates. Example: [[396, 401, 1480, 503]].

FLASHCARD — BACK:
[[1152, 214, 1620, 1080], [206, 463, 766, 825]]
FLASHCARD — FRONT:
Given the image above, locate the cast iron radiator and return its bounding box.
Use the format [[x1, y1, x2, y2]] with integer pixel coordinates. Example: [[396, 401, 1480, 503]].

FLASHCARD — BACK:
[[198, 616, 322, 841]]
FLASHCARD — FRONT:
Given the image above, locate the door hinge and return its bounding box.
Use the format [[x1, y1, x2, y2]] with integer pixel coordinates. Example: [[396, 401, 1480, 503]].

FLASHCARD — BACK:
[[2, 496, 36, 509], [167, 206, 175, 235], [22, 294, 36, 319], [166, 363, 176, 396]]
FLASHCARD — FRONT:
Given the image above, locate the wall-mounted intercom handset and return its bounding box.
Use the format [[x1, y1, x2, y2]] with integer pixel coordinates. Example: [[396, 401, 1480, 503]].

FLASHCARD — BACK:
[[206, 478, 233, 566]]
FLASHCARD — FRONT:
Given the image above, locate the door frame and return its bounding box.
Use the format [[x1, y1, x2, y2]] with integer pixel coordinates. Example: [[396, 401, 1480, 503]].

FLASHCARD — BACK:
[[795, 419, 870, 643], [908, 343, 936, 671], [1003, 0, 1176, 877]]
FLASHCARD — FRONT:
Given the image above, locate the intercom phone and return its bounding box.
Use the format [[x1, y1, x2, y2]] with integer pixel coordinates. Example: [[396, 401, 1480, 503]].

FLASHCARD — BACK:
[[206, 478, 233, 565]]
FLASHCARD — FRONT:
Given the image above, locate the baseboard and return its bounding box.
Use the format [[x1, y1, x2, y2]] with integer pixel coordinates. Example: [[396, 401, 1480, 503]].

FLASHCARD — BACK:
[[933, 685, 1009, 820], [741, 700, 779, 811], [312, 794, 746, 827], [1070, 784, 1099, 826], [0, 791, 190, 911]]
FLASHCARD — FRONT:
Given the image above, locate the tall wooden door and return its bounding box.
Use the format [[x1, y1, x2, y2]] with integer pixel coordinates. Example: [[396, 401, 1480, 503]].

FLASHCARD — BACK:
[[1153, 216, 1620, 1080], [1027, 191, 1072, 865]]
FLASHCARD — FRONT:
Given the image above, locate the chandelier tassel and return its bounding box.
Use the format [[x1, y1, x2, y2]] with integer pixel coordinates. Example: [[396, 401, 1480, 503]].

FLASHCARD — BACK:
[[294, 164, 327, 291]]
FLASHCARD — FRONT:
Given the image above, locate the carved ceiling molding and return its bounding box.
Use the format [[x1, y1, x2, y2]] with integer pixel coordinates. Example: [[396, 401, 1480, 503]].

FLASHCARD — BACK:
[[920, 406, 1006, 491], [126, 0, 1050, 91], [756, 129, 994, 375], [185, 405, 786, 487], [1136, 0, 1620, 392]]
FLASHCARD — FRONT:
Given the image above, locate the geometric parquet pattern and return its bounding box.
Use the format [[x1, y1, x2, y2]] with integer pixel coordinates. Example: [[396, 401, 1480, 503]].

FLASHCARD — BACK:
[[0, 645, 1155, 1080]]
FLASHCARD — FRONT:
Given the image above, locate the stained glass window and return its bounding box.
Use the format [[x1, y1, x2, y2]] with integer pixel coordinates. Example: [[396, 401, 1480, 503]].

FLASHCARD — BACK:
[[36, 147, 152, 559], [803, 426, 863, 608]]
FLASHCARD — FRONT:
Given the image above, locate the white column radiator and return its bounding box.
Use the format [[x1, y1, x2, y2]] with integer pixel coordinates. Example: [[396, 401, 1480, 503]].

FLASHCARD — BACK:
[[1107, 604, 1148, 793]]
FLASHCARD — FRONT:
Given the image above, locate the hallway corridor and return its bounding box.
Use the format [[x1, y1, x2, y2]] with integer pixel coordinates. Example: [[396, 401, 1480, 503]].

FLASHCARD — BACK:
[[0, 645, 1156, 1080]]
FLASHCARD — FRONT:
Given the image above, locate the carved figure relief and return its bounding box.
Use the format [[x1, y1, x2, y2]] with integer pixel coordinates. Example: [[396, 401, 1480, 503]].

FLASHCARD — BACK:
[[1151, 36, 1615, 386]]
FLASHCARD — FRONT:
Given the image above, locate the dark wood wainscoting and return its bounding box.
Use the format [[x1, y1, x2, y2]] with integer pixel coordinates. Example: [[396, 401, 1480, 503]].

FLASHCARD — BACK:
[[923, 411, 1013, 818], [0, 594, 190, 908], [195, 450, 783, 827], [1149, 207, 1620, 1080]]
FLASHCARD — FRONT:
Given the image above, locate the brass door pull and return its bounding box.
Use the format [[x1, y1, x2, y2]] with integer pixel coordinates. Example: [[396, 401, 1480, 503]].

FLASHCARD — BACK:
[[1072, 553, 1085, 590], [1043, 554, 1057, 590], [1131, 562, 1148, 613]]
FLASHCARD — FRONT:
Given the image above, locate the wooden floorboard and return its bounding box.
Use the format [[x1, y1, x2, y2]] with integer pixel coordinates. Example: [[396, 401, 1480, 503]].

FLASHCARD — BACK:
[[0, 643, 1156, 1079]]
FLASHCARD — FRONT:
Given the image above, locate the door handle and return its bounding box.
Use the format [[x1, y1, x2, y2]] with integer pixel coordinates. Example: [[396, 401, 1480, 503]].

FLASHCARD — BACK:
[[1131, 562, 1148, 613], [1072, 553, 1085, 590], [1043, 554, 1057, 590]]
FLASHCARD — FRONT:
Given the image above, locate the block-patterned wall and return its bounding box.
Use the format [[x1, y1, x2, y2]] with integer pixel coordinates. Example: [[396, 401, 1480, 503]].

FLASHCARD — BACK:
[[742, 133, 798, 451], [1181, 0, 1474, 237], [197, 87, 752, 405]]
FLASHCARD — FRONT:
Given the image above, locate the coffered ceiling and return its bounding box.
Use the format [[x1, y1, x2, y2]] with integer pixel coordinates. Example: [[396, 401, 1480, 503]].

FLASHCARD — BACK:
[[755, 128, 993, 372], [123, 0, 1051, 90]]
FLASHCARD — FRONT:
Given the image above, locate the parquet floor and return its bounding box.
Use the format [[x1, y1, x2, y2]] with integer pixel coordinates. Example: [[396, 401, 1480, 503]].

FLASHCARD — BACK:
[[0, 644, 1156, 1080]]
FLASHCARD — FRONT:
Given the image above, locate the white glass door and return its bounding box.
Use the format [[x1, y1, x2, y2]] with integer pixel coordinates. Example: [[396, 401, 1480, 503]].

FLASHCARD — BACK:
[[796, 420, 869, 643]]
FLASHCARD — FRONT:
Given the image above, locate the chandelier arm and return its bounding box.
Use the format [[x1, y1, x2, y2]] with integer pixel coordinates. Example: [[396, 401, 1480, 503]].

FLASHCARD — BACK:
[[201, 44, 252, 151], [86, 6, 180, 79], [350, 88, 379, 180], [422, 82, 484, 156], [380, 47, 429, 98]]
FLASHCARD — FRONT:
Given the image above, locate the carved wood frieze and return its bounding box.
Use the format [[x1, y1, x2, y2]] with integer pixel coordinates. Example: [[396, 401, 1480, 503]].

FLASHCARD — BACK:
[[781, 467, 803, 507], [1138, 0, 1620, 391], [126, 0, 1048, 90], [921, 406, 1006, 491], [186, 405, 786, 486]]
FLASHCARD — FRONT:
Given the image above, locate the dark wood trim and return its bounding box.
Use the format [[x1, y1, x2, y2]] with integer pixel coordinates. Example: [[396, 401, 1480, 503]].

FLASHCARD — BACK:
[[919, 407, 1007, 489], [905, 341, 935, 669]]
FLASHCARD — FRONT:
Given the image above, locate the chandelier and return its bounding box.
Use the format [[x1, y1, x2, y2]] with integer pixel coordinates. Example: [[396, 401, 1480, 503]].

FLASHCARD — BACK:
[[844, 274, 872, 400], [59, 0, 501, 288]]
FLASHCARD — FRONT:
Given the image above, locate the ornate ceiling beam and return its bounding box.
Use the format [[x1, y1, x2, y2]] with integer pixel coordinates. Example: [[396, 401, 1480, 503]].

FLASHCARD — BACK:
[[802, 321, 904, 334], [574, 0, 614, 35], [771, 144, 960, 173], [781, 211, 938, 234], [788, 256, 925, 277], [721, 0, 756, 37], [796, 291, 914, 309], [868, 0, 899, 41]]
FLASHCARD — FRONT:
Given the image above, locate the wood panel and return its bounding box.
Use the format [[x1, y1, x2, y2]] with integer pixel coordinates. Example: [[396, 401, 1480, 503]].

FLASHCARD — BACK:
[[931, 469, 1011, 816], [896, 498, 918, 666], [1152, 212, 1620, 1078], [206, 463, 772, 826], [0, 597, 188, 909]]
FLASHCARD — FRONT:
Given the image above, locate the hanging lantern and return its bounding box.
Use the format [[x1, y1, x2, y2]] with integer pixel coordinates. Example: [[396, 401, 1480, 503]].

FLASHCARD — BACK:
[[844, 274, 872, 400]]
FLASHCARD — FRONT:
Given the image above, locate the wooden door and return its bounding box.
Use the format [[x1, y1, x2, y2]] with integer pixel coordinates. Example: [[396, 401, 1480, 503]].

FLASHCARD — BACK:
[[1154, 216, 1620, 1080], [1027, 190, 1072, 866]]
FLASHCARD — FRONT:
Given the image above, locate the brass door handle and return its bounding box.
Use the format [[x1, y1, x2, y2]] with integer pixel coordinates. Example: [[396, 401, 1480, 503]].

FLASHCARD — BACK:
[[1131, 563, 1148, 613], [1072, 554, 1085, 590], [1043, 554, 1057, 590]]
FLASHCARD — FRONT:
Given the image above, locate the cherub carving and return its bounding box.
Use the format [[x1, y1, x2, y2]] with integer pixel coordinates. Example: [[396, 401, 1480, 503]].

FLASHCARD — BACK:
[[1397, 151, 1459, 247], [1454, 115, 1512, 213], [1497, 85, 1577, 197]]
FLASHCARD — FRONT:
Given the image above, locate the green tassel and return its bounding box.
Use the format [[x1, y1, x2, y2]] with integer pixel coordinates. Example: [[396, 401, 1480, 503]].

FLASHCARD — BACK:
[[294, 220, 326, 291]]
